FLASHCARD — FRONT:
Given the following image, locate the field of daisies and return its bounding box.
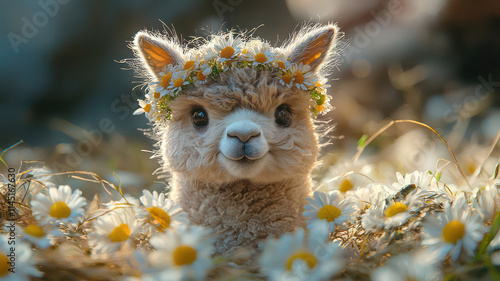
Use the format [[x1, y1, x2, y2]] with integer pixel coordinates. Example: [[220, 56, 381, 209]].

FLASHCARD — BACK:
[[1, 125, 500, 281]]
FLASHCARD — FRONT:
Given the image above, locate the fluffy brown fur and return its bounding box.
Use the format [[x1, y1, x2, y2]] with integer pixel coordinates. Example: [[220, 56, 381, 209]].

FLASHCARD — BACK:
[[131, 24, 341, 254]]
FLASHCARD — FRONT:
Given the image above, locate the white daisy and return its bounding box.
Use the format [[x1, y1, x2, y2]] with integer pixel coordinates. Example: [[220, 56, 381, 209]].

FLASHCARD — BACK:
[[422, 193, 488, 261], [150, 64, 178, 98], [21, 167, 56, 197], [310, 77, 332, 114], [148, 224, 214, 281], [350, 183, 392, 211], [138, 190, 186, 233], [243, 40, 274, 66], [211, 33, 243, 63], [87, 208, 139, 254], [167, 70, 190, 93], [30, 185, 86, 226], [391, 171, 436, 193], [473, 182, 500, 222], [277, 72, 294, 88], [144, 86, 161, 101], [0, 234, 43, 280], [326, 172, 369, 194], [197, 43, 217, 62], [258, 220, 343, 281], [133, 100, 155, 120], [122, 249, 173, 281], [361, 200, 389, 232], [104, 195, 141, 212], [303, 190, 357, 231], [361, 188, 426, 232], [371, 250, 442, 281], [20, 223, 63, 249], [311, 77, 331, 91], [193, 63, 212, 85], [288, 63, 314, 90], [272, 50, 292, 70]]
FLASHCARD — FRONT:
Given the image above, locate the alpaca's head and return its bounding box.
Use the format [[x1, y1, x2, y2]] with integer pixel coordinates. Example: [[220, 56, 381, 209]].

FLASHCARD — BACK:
[[132, 25, 340, 184]]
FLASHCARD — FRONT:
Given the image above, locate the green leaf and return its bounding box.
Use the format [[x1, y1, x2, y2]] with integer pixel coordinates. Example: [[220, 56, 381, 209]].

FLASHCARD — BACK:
[[494, 163, 499, 180], [316, 94, 326, 105], [443, 273, 456, 281], [113, 172, 127, 203], [436, 172, 442, 181], [357, 134, 369, 148], [475, 210, 500, 260]]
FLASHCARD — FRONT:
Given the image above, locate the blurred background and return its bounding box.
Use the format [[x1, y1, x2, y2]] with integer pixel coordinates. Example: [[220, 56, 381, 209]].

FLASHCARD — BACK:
[[1, 0, 499, 198]]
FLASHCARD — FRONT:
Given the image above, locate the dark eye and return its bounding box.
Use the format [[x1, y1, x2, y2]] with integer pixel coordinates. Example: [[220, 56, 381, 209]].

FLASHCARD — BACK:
[[191, 108, 209, 128], [274, 104, 292, 127]]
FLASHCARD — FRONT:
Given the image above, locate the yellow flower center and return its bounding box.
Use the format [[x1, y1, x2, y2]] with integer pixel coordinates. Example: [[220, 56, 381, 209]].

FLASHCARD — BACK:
[[24, 224, 45, 238], [442, 220, 465, 244], [254, 53, 267, 63], [173, 245, 197, 266], [108, 223, 131, 243], [220, 46, 235, 59], [318, 205, 342, 222], [0, 255, 9, 277], [339, 179, 354, 193], [282, 74, 292, 84], [183, 60, 195, 70], [285, 250, 317, 271], [161, 72, 172, 88], [173, 78, 184, 88], [143, 103, 151, 113], [467, 162, 476, 175], [49, 201, 71, 219], [294, 72, 305, 84], [197, 72, 206, 81], [385, 202, 408, 217], [153, 92, 160, 99], [277, 61, 286, 69], [148, 207, 171, 231], [316, 105, 324, 112]]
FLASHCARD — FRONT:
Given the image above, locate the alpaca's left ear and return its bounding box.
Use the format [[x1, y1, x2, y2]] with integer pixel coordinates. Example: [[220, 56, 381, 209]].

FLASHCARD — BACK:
[[287, 25, 339, 73], [133, 31, 185, 79]]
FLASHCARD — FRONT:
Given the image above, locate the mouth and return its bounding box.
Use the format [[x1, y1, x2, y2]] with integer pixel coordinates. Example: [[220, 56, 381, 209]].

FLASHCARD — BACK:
[[218, 153, 268, 178], [223, 154, 265, 164]]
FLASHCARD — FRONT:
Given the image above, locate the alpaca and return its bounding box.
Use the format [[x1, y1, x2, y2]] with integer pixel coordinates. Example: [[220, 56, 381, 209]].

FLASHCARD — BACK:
[[131, 24, 340, 253]]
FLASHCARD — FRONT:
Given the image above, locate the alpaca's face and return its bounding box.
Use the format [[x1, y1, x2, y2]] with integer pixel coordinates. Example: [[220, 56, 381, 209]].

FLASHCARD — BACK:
[[133, 25, 340, 184], [162, 69, 318, 183]]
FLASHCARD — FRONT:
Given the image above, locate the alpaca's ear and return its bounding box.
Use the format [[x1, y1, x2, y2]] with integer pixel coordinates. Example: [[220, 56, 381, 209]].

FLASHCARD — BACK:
[[287, 25, 339, 73], [134, 31, 185, 78]]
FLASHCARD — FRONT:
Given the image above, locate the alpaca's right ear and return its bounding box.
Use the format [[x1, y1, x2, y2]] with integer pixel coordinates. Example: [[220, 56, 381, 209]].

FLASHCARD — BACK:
[[286, 25, 339, 74], [133, 31, 185, 79]]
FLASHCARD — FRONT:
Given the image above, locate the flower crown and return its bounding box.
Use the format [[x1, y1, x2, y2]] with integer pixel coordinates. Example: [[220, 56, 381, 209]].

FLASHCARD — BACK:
[[134, 33, 334, 124]]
